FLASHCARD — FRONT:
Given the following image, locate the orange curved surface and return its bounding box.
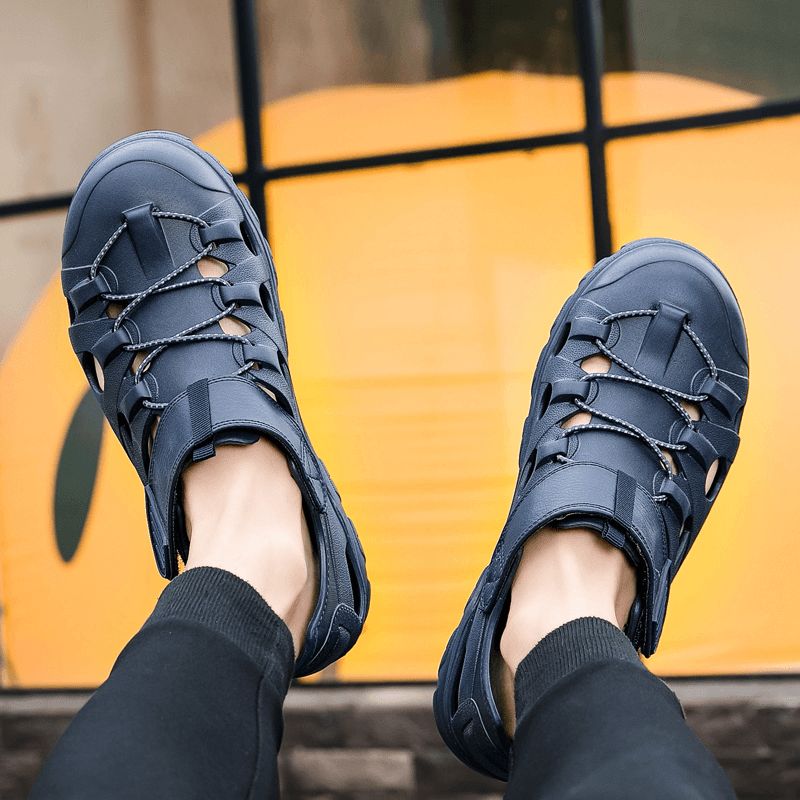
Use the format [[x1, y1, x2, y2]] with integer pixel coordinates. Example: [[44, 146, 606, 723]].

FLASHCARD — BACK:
[[0, 71, 797, 685]]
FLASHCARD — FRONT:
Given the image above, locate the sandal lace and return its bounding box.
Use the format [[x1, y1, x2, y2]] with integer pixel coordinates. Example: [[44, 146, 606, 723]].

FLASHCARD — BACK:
[[89, 209, 251, 410], [560, 309, 717, 477]]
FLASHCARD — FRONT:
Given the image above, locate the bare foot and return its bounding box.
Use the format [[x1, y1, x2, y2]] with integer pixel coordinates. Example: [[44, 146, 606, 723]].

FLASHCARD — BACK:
[[495, 527, 637, 734], [182, 437, 317, 657]]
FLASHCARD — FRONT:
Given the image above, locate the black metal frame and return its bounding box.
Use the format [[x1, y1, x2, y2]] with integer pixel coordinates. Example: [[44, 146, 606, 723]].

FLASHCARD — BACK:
[[2, 0, 800, 263]]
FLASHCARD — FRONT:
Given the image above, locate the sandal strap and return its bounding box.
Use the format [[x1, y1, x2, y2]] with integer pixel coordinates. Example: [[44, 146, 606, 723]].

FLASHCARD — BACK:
[[633, 301, 687, 379], [696, 419, 740, 462], [658, 475, 692, 527], [199, 218, 244, 247], [145, 376, 322, 578], [68, 273, 110, 315], [568, 316, 611, 343], [120, 379, 153, 424], [123, 204, 173, 279], [699, 374, 742, 419], [482, 461, 671, 654], [677, 427, 718, 472], [219, 281, 262, 306]]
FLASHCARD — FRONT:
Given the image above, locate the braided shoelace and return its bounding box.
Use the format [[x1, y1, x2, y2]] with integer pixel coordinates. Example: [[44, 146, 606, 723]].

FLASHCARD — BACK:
[[559, 309, 718, 481], [90, 209, 252, 411]]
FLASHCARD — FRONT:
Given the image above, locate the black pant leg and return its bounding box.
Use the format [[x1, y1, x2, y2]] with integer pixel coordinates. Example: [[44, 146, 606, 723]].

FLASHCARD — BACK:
[[505, 617, 734, 800], [31, 567, 294, 800]]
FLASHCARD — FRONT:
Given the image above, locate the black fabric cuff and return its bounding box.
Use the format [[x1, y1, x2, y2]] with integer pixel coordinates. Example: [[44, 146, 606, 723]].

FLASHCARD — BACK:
[[144, 567, 295, 694], [514, 616, 641, 716]]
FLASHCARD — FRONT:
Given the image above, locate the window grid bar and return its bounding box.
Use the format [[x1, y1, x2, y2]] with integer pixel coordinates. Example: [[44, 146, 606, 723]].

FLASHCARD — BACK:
[[605, 98, 800, 139], [575, 0, 612, 260], [232, 0, 268, 236], [258, 130, 588, 180], [3, 97, 799, 221], [3, 5, 800, 223], [0, 193, 74, 218]]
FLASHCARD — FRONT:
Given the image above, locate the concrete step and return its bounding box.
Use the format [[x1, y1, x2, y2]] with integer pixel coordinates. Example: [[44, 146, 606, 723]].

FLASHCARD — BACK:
[[2, 679, 798, 798]]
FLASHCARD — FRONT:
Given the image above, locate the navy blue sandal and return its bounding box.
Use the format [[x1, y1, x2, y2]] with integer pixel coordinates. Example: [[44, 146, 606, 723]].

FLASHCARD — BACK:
[[62, 131, 369, 677], [433, 238, 748, 779]]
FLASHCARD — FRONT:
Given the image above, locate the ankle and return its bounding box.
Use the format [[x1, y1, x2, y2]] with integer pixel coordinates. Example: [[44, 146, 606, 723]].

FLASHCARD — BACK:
[[186, 531, 310, 609], [182, 438, 302, 536], [181, 437, 317, 656], [499, 527, 636, 673]]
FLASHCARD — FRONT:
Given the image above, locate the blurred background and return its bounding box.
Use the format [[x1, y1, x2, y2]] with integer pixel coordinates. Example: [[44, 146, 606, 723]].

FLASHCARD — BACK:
[[1, 1, 799, 797]]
